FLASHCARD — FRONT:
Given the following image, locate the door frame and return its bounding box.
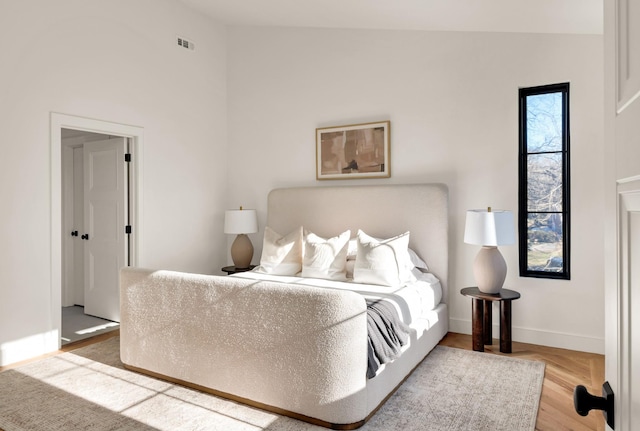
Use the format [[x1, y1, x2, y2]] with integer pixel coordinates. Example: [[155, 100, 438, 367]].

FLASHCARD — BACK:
[[51, 112, 143, 348], [607, 176, 640, 430]]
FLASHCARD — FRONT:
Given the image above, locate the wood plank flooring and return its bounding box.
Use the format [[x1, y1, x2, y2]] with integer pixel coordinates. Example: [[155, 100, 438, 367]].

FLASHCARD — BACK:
[[1, 330, 605, 431], [439, 332, 605, 431]]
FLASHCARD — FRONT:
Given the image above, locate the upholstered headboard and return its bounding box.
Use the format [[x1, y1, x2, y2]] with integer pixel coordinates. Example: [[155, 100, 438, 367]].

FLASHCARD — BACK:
[[266, 183, 449, 303]]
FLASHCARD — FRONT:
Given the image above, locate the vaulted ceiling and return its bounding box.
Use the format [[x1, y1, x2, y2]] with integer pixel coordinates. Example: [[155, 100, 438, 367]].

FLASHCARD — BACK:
[[179, 0, 603, 34]]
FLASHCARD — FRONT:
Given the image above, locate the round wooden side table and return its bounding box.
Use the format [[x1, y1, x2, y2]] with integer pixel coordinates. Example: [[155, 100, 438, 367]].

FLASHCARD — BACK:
[[460, 287, 521, 353], [221, 265, 256, 275]]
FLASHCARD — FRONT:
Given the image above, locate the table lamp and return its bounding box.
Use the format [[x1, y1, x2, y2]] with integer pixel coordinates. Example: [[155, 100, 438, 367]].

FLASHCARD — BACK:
[[224, 207, 258, 269], [464, 207, 515, 294]]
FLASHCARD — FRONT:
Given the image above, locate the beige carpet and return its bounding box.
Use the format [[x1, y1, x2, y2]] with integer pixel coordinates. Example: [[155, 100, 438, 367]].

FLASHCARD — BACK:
[[0, 337, 544, 431]]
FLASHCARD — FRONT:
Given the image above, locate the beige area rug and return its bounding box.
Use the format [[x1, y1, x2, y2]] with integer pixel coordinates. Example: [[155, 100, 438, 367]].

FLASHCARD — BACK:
[[0, 337, 544, 431]]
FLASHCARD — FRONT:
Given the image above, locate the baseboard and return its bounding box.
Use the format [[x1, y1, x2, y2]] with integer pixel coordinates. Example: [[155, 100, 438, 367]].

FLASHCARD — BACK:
[[449, 318, 604, 355], [0, 330, 59, 367]]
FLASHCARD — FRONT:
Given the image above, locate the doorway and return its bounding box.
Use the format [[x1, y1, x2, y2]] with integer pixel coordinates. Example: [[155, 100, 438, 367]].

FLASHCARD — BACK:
[[61, 129, 127, 344], [51, 113, 143, 349]]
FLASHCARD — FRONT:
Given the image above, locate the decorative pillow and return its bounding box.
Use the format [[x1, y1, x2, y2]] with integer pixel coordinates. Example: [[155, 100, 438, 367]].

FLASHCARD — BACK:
[[353, 230, 417, 286], [254, 226, 303, 275], [347, 238, 429, 270], [347, 239, 359, 260], [408, 248, 429, 270], [302, 230, 350, 281]]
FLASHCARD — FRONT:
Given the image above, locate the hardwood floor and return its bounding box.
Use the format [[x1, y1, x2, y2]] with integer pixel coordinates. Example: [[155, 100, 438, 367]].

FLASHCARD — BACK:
[[439, 332, 605, 431], [1, 330, 605, 431]]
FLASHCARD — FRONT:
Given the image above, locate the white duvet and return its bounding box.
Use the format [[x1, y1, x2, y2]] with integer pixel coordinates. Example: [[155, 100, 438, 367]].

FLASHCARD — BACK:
[[230, 270, 442, 327]]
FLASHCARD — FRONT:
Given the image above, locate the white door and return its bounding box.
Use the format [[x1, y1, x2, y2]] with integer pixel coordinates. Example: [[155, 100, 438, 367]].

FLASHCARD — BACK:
[[83, 138, 128, 322], [604, 1, 640, 430], [613, 186, 640, 430]]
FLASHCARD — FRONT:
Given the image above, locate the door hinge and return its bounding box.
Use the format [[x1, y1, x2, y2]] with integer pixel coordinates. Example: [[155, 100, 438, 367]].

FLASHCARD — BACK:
[[125, 225, 132, 234], [125, 153, 132, 162]]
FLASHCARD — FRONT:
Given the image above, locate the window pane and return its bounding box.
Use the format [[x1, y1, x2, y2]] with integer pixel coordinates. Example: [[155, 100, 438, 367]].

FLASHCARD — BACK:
[[527, 153, 563, 212], [527, 213, 564, 272], [526, 92, 563, 153]]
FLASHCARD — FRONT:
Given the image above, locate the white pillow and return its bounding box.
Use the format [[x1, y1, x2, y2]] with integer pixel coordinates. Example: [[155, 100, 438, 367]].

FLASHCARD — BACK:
[[353, 230, 417, 286], [408, 248, 429, 270], [347, 239, 359, 260], [347, 238, 429, 270], [254, 226, 303, 275], [302, 230, 350, 281]]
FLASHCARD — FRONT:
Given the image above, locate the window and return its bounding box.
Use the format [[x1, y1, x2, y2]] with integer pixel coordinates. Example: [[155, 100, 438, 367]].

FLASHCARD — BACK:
[[518, 83, 570, 279]]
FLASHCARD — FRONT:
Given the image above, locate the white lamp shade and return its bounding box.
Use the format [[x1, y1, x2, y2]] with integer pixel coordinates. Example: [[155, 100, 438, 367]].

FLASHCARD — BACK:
[[224, 209, 258, 234], [464, 209, 515, 246]]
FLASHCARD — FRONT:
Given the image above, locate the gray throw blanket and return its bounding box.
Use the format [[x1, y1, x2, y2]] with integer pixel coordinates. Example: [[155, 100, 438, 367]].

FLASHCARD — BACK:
[[366, 298, 411, 379]]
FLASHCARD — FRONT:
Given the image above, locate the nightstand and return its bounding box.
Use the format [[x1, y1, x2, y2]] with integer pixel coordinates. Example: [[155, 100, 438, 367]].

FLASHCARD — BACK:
[[221, 265, 256, 275], [460, 287, 521, 353]]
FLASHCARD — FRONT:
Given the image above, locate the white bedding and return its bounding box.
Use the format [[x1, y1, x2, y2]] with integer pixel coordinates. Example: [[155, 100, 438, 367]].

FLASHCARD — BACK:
[[231, 270, 442, 328], [121, 184, 449, 427]]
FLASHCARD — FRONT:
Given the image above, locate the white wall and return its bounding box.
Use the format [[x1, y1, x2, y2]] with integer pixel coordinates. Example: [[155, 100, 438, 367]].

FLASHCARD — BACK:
[[0, 4, 605, 365], [227, 27, 605, 353], [0, 0, 228, 365]]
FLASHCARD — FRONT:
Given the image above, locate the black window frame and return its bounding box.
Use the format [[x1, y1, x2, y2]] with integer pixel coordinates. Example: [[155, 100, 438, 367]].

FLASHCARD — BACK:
[[518, 82, 570, 280]]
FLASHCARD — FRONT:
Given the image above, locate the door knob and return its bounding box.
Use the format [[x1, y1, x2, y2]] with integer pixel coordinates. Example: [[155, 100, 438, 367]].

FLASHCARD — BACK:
[[71, 230, 78, 237], [574, 381, 614, 429], [81, 234, 89, 240]]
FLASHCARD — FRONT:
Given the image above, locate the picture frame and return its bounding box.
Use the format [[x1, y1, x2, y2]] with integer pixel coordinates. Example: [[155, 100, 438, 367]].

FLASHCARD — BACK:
[[316, 120, 390, 180]]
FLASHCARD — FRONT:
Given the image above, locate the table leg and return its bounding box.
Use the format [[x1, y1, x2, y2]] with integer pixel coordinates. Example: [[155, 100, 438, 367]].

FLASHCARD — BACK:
[[483, 300, 492, 345], [471, 298, 484, 352], [500, 300, 513, 353]]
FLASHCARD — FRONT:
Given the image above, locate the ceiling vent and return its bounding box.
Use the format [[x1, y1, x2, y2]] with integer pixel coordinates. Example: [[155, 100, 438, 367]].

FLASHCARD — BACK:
[[177, 36, 195, 51]]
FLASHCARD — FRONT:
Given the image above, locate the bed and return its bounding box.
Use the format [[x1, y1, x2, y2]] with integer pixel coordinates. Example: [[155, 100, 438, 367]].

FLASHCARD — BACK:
[[120, 183, 449, 429]]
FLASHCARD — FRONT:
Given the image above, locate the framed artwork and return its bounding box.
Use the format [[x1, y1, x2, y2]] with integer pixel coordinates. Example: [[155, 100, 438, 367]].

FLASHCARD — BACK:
[[316, 121, 390, 180]]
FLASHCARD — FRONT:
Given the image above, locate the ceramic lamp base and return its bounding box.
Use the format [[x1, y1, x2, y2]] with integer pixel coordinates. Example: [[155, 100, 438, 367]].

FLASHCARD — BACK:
[[230, 234, 254, 269], [473, 246, 507, 294]]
